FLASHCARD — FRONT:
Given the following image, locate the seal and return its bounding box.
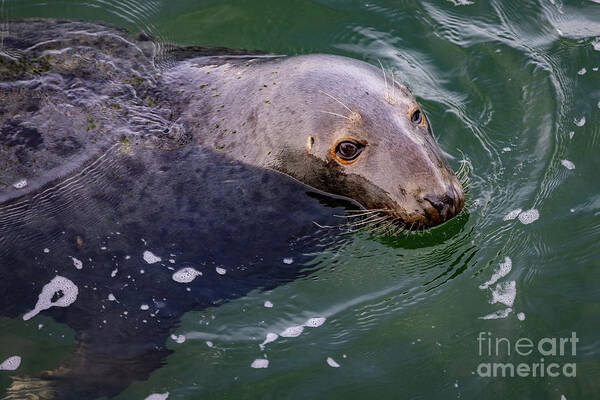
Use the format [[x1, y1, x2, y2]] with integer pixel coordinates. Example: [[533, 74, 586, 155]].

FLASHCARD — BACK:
[[0, 19, 465, 399]]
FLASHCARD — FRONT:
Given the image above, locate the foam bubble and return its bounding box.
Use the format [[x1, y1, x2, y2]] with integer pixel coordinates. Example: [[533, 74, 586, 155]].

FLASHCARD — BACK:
[[479, 257, 512, 289], [280, 325, 304, 337], [283, 257, 294, 264], [561, 160, 575, 170], [206, 341, 214, 348], [501, 147, 511, 152], [172, 267, 202, 283], [503, 209, 522, 221], [70, 257, 83, 270], [0, 356, 21, 371], [569, 131, 575, 139], [491, 281, 516, 307], [143, 251, 161, 264], [144, 393, 169, 400], [326, 357, 340, 368], [12, 179, 27, 189], [170, 334, 186, 344], [574, 116, 586, 127], [517, 312, 526, 321], [23, 276, 79, 321], [259, 333, 279, 350], [108, 293, 117, 301], [251, 358, 269, 369], [215, 267, 226, 275], [264, 301, 273, 308], [577, 68, 587, 75], [43, 248, 50, 254], [140, 304, 149, 310], [305, 317, 326, 328], [518, 209, 539, 224], [479, 307, 513, 320]]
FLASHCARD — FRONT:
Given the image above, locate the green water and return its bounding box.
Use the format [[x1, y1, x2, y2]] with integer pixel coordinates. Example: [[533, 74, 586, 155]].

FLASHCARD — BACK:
[[2, 0, 600, 399]]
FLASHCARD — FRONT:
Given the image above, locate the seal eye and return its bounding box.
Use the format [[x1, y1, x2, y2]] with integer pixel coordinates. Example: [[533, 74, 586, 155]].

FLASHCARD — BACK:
[[411, 108, 422, 125], [336, 140, 363, 161]]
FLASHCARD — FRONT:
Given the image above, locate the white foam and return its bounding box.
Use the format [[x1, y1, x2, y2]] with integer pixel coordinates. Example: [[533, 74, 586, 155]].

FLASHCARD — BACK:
[[108, 293, 117, 301], [215, 267, 226, 275], [23, 276, 79, 321], [569, 131, 575, 139], [70, 257, 83, 270], [264, 300, 273, 308], [143, 251, 161, 264], [479, 257, 512, 289], [172, 267, 202, 283], [43, 248, 50, 254], [577, 68, 587, 75], [517, 312, 526, 321], [170, 334, 186, 344], [503, 209, 522, 221], [206, 341, 214, 348], [305, 317, 326, 328], [140, 304, 149, 310], [144, 393, 169, 400], [491, 281, 516, 307], [561, 160, 575, 170], [259, 333, 279, 350], [574, 116, 586, 127], [280, 325, 304, 337], [0, 356, 21, 371], [479, 307, 513, 320], [111, 268, 118, 277], [251, 358, 269, 369], [283, 257, 294, 265], [326, 357, 340, 368], [561, 395, 567, 400], [518, 209, 539, 224], [12, 179, 28, 189], [501, 147, 511, 152]]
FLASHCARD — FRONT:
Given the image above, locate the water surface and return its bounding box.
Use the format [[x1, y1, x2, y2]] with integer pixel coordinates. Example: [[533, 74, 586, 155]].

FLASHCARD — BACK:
[[1, 0, 599, 399]]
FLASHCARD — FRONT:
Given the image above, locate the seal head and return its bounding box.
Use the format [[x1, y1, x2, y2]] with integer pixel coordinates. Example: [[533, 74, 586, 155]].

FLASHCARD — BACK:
[[264, 55, 465, 229]]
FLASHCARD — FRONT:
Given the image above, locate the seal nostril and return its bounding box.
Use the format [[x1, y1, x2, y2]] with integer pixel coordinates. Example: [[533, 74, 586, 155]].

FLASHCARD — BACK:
[[423, 195, 446, 214], [423, 190, 457, 222]]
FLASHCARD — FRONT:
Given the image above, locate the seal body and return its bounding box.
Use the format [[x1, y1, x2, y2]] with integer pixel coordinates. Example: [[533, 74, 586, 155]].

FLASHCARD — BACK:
[[0, 19, 464, 399]]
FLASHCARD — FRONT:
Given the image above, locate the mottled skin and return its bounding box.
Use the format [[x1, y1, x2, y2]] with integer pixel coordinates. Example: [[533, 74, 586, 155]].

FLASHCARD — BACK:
[[0, 19, 464, 399]]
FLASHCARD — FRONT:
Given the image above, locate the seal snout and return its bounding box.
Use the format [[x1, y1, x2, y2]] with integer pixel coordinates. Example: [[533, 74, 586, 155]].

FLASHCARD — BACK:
[[419, 180, 465, 227]]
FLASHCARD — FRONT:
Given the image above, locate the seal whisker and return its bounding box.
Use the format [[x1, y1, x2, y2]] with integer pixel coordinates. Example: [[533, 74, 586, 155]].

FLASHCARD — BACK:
[[346, 215, 388, 228], [373, 219, 396, 235], [391, 69, 397, 103], [339, 209, 387, 218], [345, 208, 390, 213], [366, 216, 392, 234], [390, 223, 405, 236], [318, 90, 352, 113], [319, 110, 352, 121], [377, 58, 389, 99]]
